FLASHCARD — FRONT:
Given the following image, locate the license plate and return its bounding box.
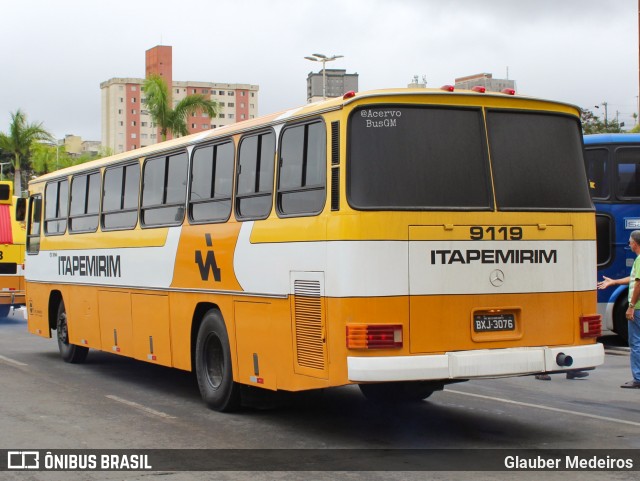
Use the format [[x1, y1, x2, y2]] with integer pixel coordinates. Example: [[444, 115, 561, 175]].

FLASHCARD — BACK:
[[473, 313, 516, 332]]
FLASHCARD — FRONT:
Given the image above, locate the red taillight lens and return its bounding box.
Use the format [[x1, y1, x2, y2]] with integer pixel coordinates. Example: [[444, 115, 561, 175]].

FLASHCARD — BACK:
[[580, 314, 601, 338], [501, 88, 516, 95], [346, 324, 403, 349], [440, 85, 455, 92], [471, 86, 486, 93], [343, 90, 356, 99]]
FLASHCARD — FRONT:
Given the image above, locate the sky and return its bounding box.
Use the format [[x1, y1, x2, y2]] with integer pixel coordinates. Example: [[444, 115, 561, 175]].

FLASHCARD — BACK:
[[1, 0, 638, 141]]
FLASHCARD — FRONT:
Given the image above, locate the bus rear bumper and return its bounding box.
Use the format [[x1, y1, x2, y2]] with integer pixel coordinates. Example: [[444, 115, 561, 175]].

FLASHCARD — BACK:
[[0, 290, 25, 306], [347, 343, 605, 382]]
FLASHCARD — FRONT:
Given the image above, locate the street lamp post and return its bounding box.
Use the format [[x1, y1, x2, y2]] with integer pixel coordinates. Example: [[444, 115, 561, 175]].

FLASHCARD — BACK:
[[304, 53, 344, 100]]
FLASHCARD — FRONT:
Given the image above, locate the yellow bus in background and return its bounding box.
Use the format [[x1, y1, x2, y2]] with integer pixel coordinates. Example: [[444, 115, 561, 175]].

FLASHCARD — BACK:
[[0, 181, 25, 318], [24, 88, 604, 411]]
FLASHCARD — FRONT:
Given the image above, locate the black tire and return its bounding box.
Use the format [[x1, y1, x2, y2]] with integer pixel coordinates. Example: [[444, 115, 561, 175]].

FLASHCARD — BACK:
[[0, 305, 11, 319], [359, 381, 436, 404], [613, 299, 630, 345], [56, 300, 88, 363], [195, 309, 241, 412]]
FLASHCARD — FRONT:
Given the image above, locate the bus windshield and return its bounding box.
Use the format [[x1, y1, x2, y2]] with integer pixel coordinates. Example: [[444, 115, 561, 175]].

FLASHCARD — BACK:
[[348, 106, 592, 211]]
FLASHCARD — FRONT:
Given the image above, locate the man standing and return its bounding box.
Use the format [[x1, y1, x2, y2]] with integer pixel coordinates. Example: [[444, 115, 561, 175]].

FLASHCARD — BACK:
[[598, 230, 640, 389]]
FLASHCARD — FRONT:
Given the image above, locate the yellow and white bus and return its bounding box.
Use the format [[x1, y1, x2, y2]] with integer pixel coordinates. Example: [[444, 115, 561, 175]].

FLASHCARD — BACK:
[[0, 180, 25, 317], [25, 88, 604, 411]]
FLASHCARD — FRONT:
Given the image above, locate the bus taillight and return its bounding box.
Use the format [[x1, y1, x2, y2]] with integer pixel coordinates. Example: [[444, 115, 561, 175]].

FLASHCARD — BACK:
[[502, 88, 516, 95], [579, 314, 602, 338], [346, 324, 403, 349], [440, 85, 455, 92], [471, 86, 486, 93]]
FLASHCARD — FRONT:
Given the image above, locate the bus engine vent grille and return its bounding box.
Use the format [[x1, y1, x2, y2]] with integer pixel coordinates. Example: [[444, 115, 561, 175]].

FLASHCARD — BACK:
[[294, 280, 325, 371]]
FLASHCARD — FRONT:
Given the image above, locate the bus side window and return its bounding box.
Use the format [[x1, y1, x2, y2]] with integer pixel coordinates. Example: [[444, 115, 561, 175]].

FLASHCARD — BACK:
[[44, 179, 69, 235], [189, 140, 234, 223], [27, 195, 42, 255], [277, 120, 326, 216], [141, 151, 188, 227], [235, 131, 275, 220], [15, 197, 26, 221]]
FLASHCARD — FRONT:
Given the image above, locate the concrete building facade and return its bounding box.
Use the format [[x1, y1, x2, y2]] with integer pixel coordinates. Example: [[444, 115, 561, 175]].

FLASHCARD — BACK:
[[101, 46, 259, 154], [454, 73, 515, 93], [306, 69, 358, 103]]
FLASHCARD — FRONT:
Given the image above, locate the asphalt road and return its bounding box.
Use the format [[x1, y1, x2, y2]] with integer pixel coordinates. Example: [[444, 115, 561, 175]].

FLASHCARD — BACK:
[[1, 310, 638, 480]]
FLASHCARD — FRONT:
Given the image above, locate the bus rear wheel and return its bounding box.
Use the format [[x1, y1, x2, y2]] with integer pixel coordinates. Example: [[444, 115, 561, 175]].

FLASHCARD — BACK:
[[195, 309, 241, 412], [56, 300, 88, 363], [359, 381, 436, 404]]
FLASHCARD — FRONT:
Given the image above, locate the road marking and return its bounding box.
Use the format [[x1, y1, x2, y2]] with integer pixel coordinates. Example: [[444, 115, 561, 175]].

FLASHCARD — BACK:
[[106, 395, 176, 419], [0, 354, 28, 367], [447, 389, 640, 428]]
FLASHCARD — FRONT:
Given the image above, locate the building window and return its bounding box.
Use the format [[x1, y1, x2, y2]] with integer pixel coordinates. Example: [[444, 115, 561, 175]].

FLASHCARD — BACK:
[[241, 114, 246, 120], [191, 123, 196, 129], [131, 86, 137, 91], [228, 103, 235, 107], [241, 91, 246, 97], [141, 122, 147, 127], [219, 114, 225, 119], [131, 121, 137, 126], [229, 114, 234, 119], [201, 124, 208, 129], [131, 133, 137, 139], [131, 110, 137, 115], [228, 91, 234, 96], [131, 98, 137, 103]]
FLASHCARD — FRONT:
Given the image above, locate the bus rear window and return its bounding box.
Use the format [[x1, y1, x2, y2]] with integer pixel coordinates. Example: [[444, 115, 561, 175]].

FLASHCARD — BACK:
[[348, 106, 492, 210], [487, 111, 592, 210]]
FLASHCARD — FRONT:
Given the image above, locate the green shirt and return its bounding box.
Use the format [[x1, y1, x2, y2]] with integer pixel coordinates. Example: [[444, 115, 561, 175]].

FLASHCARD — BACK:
[[629, 256, 640, 309]]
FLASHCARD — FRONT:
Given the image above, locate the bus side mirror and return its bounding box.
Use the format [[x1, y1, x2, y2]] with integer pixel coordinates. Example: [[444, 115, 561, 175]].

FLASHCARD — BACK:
[[15, 197, 26, 222]]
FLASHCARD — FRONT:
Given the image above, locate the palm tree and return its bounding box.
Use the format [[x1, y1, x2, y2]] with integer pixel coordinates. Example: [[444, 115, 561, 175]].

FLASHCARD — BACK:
[[0, 110, 52, 194], [143, 75, 219, 142]]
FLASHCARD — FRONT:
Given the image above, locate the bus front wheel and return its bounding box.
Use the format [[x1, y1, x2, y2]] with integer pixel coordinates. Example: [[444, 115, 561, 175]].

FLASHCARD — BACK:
[[195, 309, 241, 412], [56, 300, 88, 363], [613, 300, 630, 344], [359, 381, 436, 404]]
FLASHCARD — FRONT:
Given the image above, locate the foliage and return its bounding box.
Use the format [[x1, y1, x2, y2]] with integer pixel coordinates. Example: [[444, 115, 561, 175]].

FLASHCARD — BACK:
[[581, 108, 624, 134], [0, 109, 52, 194], [142, 75, 218, 141]]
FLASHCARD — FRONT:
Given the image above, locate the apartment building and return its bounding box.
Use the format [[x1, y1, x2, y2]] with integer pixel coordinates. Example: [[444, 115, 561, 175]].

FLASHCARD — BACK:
[[101, 46, 259, 154]]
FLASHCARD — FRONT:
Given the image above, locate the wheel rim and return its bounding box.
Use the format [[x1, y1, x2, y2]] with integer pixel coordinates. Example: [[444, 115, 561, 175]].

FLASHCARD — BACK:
[[57, 311, 69, 345], [203, 333, 224, 389]]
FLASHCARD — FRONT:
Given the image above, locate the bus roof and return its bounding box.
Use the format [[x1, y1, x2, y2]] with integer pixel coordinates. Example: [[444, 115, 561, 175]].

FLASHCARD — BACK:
[[30, 87, 580, 186], [583, 133, 640, 145]]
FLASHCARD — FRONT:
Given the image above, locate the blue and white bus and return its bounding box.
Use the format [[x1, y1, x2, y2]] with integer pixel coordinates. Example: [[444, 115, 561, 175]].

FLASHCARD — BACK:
[[584, 133, 640, 342]]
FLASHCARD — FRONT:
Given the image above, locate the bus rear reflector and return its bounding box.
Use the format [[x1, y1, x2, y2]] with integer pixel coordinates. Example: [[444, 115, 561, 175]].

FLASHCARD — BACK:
[[346, 324, 403, 349], [580, 314, 601, 338]]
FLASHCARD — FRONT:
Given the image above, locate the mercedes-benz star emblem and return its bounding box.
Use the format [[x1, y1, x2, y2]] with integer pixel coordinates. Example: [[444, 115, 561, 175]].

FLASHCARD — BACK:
[[490, 269, 505, 287]]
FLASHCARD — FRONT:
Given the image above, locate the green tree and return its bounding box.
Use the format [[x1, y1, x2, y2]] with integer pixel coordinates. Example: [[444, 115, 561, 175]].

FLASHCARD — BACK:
[[0, 109, 52, 194], [581, 108, 624, 134], [142, 75, 218, 141]]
